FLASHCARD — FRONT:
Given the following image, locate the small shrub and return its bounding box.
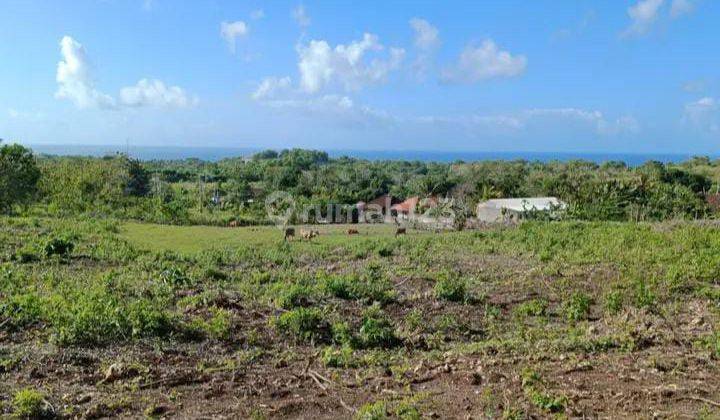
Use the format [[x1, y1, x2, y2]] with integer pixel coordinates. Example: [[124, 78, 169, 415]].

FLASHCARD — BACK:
[[43, 236, 74, 258], [0, 292, 43, 329], [604, 290, 623, 314], [434, 273, 467, 302], [203, 267, 228, 281], [699, 331, 720, 359], [321, 345, 356, 368], [158, 266, 193, 288], [331, 321, 352, 345], [356, 400, 388, 420], [15, 245, 40, 263], [50, 293, 173, 346], [273, 307, 328, 342], [375, 243, 395, 257], [514, 299, 548, 317], [12, 388, 51, 419], [520, 368, 566, 413], [322, 274, 354, 299], [528, 390, 566, 413], [189, 307, 232, 340], [562, 292, 592, 321], [274, 282, 314, 309], [633, 280, 656, 309], [320, 272, 395, 305], [355, 305, 399, 349]]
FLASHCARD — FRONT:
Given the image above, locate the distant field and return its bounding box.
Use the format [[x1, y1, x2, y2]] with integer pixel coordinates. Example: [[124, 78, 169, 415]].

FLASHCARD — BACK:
[[121, 221, 402, 253]]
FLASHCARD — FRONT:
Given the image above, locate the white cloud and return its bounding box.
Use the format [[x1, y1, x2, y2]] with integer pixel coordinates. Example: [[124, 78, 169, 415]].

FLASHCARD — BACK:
[[292, 5, 311, 28], [6, 108, 44, 121], [119, 79, 197, 108], [684, 97, 719, 132], [670, 0, 694, 18], [297, 33, 404, 93], [525, 108, 639, 135], [55, 36, 116, 109], [250, 9, 265, 20], [409, 18, 440, 79], [257, 94, 395, 128], [415, 114, 524, 131], [252, 76, 292, 100], [55, 36, 195, 110], [624, 0, 665, 35], [441, 40, 526, 83], [410, 18, 439, 50], [220, 21, 249, 53]]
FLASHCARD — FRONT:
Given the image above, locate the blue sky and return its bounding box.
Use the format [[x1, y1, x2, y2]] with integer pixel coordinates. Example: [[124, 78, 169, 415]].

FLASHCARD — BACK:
[[1, 0, 719, 153]]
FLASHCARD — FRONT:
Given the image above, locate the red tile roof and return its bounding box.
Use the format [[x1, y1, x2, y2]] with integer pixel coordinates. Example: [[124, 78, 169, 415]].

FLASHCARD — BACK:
[[391, 196, 419, 213]]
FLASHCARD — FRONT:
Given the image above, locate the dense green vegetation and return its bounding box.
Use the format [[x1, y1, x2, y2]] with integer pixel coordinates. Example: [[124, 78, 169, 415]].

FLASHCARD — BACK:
[[2, 143, 720, 225]]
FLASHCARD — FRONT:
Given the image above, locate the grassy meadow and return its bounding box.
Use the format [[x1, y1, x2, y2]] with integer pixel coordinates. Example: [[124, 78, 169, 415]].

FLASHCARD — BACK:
[[1, 217, 720, 418]]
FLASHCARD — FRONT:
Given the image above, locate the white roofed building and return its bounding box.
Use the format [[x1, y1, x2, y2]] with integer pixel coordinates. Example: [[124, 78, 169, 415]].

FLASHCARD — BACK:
[[476, 197, 565, 223]]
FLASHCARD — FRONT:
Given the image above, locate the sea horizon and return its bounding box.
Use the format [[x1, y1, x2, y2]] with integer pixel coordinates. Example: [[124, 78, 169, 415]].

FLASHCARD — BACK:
[[22, 143, 716, 166]]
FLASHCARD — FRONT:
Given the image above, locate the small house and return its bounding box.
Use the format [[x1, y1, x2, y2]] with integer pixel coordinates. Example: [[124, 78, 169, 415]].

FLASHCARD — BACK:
[[476, 197, 565, 223], [391, 196, 420, 219]]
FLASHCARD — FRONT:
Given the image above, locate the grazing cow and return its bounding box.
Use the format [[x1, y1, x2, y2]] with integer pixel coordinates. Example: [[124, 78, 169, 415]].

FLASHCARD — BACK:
[[395, 227, 407, 237], [300, 229, 319, 240], [228, 220, 239, 228], [347, 228, 359, 235], [284, 227, 295, 241]]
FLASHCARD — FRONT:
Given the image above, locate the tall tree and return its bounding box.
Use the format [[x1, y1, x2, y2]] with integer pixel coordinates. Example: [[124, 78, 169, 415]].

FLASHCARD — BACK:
[[0, 142, 40, 213]]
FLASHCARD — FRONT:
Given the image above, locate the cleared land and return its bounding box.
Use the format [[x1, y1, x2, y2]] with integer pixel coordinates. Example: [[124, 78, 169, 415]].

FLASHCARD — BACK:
[[1, 217, 720, 418]]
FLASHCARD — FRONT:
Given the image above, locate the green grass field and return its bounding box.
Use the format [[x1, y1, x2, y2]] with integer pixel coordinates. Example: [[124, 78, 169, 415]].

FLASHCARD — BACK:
[[121, 221, 402, 253]]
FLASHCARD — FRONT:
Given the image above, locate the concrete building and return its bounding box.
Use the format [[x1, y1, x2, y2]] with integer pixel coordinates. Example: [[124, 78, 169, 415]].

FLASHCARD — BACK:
[[476, 197, 565, 223]]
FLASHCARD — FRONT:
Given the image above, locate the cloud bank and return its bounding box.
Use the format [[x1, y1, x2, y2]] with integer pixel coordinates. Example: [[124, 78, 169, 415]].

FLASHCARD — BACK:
[[55, 36, 196, 110]]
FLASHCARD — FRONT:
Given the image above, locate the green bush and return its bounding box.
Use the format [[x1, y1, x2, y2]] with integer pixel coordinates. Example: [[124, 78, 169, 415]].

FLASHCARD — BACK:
[[43, 236, 74, 258], [514, 299, 548, 317], [12, 388, 51, 419], [433, 272, 467, 302], [604, 290, 623, 314], [187, 307, 232, 340], [49, 293, 174, 346], [633, 280, 656, 309], [562, 292, 592, 321], [15, 244, 40, 263], [356, 400, 388, 420], [320, 272, 395, 305], [273, 307, 329, 342], [0, 292, 43, 329], [355, 305, 399, 349], [274, 282, 315, 309], [321, 345, 356, 368]]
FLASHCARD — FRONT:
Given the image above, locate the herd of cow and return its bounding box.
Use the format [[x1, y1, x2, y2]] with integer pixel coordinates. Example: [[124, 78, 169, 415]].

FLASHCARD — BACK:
[[225, 221, 406, 240], [280, 226, 407, 241], [228, 220, 407, 241]]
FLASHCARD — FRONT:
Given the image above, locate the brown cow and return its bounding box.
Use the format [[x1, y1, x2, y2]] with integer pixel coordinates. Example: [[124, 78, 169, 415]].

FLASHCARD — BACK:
[[347, 228, 359, 235], [228, 220, 240, 228], [300, 229, 319, 240], [284, 227, 295, 241], [395, 227, 407, 237]]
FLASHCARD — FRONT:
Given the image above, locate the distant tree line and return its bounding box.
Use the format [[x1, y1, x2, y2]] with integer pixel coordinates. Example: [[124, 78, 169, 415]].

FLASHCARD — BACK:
[[1, 144, 718, 224]]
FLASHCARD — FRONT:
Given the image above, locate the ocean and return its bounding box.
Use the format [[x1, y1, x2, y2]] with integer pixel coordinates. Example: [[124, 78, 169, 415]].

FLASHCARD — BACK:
[[26, 144, 710, 166]]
